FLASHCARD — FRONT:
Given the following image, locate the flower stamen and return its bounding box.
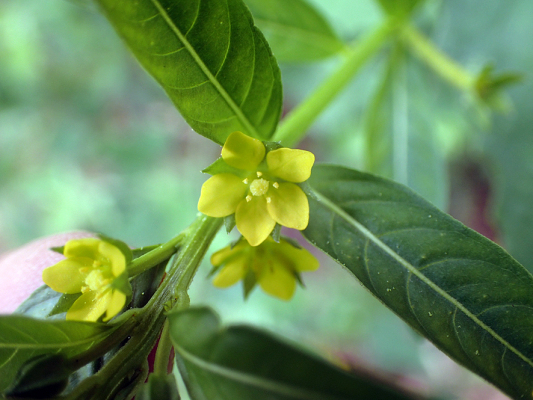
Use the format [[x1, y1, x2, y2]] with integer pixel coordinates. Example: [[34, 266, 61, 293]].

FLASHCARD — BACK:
[[273, 182, 279, 189], [256, 171, 263, 177], [246, 195, 253, 202]]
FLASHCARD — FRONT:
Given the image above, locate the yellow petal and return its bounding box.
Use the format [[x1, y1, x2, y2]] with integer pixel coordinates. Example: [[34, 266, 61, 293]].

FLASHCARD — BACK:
[[63, 238, 101, 259], [198, 173, 248, 217], [103, 289, 126, 321], [212, 258, 248, 288], [257, 262, 296, 301], [98, 241, 126, 277], [267, 183, 309, 230], [235, 196, 276, 246], [221, 131, 265, 171], [277, 240, 319, 272], [266, 148, 314, 182], [66, 290, 109, 322], [211, 240, 247, 266], [42, 258, 90, 294]]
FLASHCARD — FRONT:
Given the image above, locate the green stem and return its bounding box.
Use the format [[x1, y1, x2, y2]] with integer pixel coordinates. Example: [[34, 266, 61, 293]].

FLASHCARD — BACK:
[[127, 232, 185, 277], [272, 17, 398, 147], [401, 24, 473, 91], [153, 319, 173, 375]]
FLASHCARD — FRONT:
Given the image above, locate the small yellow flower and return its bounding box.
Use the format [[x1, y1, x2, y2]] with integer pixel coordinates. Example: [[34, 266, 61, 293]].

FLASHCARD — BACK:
[[198, 131, 315, 246], [42, 238, 130, 322], [210, 237, 319, 300]]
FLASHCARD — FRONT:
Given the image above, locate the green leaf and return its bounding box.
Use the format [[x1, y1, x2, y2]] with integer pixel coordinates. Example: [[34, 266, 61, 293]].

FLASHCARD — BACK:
[[5, 354, 71, 398], [0, 315, 116, 392], [48, 292, 82, 317], [95, 0, 282, 144], [245, 0, 345, 62], [15, 285, 63, 320], [168, 306, 419, 400], [303, 164, 533, 399]]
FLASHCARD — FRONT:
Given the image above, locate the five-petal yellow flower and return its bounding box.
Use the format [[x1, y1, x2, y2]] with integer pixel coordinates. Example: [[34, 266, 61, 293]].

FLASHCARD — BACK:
[[42, 238, 130, 322], [198, 131, 315, 246], [211, 237, 319, 300]]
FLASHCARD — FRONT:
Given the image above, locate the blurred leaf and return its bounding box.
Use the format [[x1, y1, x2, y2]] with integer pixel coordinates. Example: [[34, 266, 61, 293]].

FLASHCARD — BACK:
[[0, 315, 116, 392], [245, 0, 344, 62], [303, 165, 533, 399], [363, 44, 448, 210], [95, 0, 282, 144], [375, 0, 425, 17], [168, 306, 420, 400]]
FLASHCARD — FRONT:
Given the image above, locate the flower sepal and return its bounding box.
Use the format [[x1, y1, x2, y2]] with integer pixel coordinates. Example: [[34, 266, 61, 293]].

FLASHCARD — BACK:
[[97, 233, 133, 265]]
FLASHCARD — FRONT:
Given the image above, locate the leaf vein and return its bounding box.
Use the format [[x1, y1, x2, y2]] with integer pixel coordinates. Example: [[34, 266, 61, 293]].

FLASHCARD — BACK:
[[313, 189, 533, 370]]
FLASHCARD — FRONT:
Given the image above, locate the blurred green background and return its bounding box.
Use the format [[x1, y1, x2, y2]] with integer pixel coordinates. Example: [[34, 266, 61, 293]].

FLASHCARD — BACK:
[[1, 0, 532, 398]]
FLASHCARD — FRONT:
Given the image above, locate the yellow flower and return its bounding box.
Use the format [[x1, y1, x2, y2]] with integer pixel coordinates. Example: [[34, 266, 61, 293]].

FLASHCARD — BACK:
[[42, 238, 130, 322], [210, 237, 319, 300], [198, 131, 315, 246]]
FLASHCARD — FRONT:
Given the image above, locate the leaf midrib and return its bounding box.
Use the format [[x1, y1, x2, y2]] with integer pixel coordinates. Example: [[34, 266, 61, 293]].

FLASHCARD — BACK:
[[174, 343, 344, 400], [312, 188, 533, 370], [149, 0, 260, 139]]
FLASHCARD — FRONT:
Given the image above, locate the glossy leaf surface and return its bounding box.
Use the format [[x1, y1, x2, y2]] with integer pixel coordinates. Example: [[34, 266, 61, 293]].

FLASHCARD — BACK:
[[303, 165, 533, 399], [168, 306, 418, 400], [0, 315, 115, 392], [96, 0, 282, 144], [245, 0, 344, 62]]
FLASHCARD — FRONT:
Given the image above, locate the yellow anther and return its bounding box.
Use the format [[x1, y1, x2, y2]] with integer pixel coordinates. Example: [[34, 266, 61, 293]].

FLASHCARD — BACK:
[[243, 178, 249, 184], [266, 197, 272, 203], [246, 195, 253, 202], [256, 171, 263, 177], [79, 267, 91, 274], [273, 182, 279, 189], [249, 178, 269, 196]]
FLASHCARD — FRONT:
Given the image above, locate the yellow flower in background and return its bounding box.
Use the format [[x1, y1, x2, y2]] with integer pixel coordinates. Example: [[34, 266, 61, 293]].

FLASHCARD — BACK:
[[42, 238, 130, 322], [210, 237, 319, 300], [198, 131, 315, 246]]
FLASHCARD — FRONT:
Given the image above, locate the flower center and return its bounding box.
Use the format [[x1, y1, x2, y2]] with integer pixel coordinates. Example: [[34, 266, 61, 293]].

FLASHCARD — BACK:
[[84, 270, 107, 291], [249, 178, 269, 196]]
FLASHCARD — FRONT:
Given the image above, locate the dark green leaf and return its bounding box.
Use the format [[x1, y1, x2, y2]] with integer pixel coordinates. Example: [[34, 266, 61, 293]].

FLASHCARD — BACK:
[[95, 0, 282, 144], [303, 164, 533, 399], [0, 315, 116, 392], [5, 354, 71, 398], [168, 306, 419, 400], [245, 0, 344, 62], [48, 293, 82, 317], [15, 285, 63, 320]]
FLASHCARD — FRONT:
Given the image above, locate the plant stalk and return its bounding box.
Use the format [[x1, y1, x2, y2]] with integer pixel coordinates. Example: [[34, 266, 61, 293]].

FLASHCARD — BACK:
[[273, 17, 398, 147]]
